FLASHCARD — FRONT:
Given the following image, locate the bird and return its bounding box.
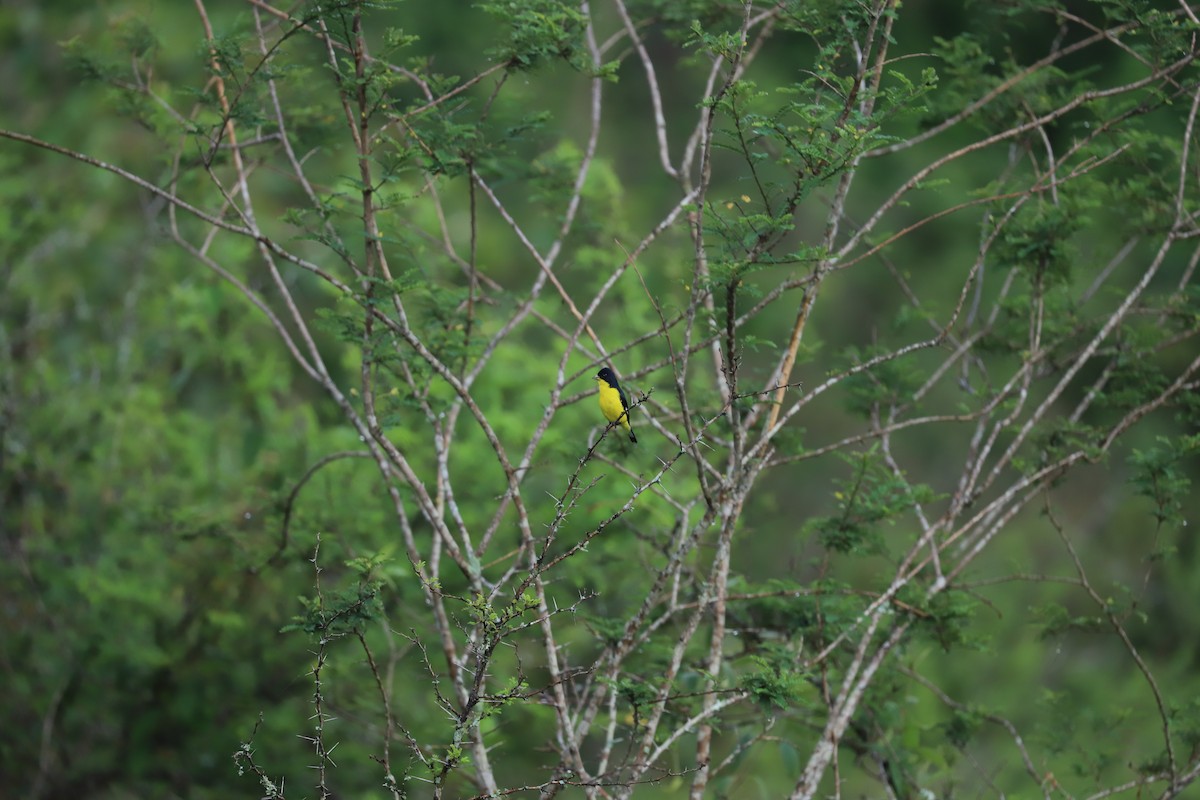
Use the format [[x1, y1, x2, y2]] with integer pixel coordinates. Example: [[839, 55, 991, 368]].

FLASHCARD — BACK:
[[594, 367, 637, 443]]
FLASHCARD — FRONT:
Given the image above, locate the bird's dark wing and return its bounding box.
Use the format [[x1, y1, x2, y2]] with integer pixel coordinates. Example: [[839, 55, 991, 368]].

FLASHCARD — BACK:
[[617, 383, 631, 413]]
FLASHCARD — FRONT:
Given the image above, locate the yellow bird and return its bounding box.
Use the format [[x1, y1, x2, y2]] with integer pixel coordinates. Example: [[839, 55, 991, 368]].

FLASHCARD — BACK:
[[595, 367, 637, 443]]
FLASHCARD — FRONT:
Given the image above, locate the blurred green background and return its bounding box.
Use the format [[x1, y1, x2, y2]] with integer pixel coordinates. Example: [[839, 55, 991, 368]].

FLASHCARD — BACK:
[[3, 1, 1200, 798]]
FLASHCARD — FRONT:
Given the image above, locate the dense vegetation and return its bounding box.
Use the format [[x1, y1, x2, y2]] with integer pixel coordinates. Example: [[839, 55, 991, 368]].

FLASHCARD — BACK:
[[3, 1, 1200, 798]]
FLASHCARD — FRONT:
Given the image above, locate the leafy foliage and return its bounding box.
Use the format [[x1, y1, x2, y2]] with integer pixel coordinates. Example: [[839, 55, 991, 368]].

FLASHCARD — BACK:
[[3, 1, 1200, 799]]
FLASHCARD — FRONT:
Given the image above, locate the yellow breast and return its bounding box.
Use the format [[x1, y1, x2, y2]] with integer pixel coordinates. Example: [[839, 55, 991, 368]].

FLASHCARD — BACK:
[[597, 381, 628, 425]]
